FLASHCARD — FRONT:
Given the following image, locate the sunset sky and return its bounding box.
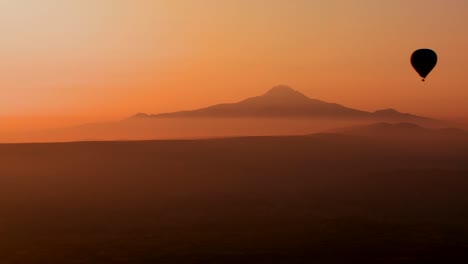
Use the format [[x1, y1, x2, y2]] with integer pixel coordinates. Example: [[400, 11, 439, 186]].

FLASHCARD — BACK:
[[1, 0, 468, 130]]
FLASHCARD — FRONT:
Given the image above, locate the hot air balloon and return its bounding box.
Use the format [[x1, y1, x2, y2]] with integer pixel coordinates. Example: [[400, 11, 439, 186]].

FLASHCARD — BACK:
[[411, 49, 438, 81]]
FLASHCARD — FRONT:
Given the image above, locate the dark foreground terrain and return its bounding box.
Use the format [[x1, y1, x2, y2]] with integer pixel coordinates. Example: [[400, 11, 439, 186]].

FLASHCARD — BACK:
[[1, 134, 468, 263]]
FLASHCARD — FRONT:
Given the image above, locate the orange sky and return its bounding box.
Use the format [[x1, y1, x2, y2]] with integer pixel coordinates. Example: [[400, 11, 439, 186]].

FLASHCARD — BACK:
[[1, 0, 468, 130]]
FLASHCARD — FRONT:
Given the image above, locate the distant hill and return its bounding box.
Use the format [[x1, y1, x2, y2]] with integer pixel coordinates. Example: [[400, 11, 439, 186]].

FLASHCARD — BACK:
[[131, 85, 442, 125], [331, 122, 468, 140]]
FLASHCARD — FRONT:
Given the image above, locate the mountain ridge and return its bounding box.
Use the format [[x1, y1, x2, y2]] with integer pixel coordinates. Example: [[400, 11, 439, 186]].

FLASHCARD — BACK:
[[329, 122, 468, 140], [130, 85, 439, 125]]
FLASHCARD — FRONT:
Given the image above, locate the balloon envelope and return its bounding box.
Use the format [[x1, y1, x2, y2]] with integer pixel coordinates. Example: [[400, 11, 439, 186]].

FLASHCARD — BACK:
[[411, 49, 437, 81]]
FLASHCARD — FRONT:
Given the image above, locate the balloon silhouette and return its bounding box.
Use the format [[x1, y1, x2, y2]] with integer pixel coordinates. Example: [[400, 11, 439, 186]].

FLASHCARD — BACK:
[[411, 49, 438, 81]]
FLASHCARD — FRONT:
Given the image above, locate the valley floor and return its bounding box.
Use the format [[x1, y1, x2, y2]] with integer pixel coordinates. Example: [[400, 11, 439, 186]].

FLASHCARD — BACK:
[[1, 135, 468, 263]]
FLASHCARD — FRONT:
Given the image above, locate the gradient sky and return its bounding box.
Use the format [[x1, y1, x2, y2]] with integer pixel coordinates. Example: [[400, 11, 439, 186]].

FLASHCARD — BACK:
[[1, 0, 468, 129]]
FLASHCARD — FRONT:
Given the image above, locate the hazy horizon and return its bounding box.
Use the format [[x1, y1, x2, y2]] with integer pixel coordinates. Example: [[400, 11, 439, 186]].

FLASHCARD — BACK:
[[1, 84, 467, 143], [2, 84, 468, 135]]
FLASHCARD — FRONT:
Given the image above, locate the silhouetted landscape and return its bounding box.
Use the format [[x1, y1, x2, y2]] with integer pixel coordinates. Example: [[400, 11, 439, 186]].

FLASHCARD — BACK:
[[2, 86, 468, 263], [1, 125, 468, 263], [4, 1, 468, 263]]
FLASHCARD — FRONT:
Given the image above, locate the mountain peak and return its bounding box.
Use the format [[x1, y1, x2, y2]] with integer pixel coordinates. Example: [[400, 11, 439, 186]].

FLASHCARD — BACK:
[[265, 85, 304, 96], [263, 85, 308, 99]]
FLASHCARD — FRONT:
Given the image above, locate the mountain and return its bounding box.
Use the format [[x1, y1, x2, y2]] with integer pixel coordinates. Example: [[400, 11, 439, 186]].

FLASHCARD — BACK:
[[1, 86, 454, 143], [131, 85, 440, 125], [135, 85, 368, 118]]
